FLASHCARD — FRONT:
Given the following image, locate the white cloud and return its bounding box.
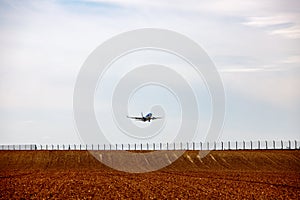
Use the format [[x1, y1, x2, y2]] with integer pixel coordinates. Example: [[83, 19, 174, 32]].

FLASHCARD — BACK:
[[281, 55, 300, 64], [219, 67, 268, 73], [243, 16, 300, 39], [270, 25, 300, 39], [242, 16, 292, 27]]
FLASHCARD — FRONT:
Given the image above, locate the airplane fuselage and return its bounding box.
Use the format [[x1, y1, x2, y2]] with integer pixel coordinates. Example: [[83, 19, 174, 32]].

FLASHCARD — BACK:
[[127, 112, 161, 122], [142, 113, 152, 122]]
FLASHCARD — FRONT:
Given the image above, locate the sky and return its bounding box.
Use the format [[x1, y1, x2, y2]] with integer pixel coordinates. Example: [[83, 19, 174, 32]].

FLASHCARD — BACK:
[[0, 0, 299, 145]]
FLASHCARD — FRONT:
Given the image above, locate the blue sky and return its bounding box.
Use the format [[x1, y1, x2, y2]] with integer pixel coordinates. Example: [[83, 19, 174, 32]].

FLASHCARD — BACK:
[[0, 0, 299, 145]]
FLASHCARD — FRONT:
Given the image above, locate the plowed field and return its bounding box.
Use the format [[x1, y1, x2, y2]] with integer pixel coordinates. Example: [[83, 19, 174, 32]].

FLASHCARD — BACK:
[[0, 150, 299, 199]]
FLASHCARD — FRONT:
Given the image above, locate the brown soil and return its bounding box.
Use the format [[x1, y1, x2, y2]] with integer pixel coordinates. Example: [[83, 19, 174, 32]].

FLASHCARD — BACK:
[[0, 150, 299, 199]]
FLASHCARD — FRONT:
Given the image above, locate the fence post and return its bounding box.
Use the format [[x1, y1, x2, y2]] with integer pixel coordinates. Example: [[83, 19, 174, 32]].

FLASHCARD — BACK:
[[281, 140, 283, 149], [174, 142, 176, 150], [207, 142, 209, 150], [243, 141, 245, 150], [193, 142, 195, 150], [128, 144, 130, 150], [258, 141, 260, 150], [295, 140, 297, 149], [110, 144, 112, 150], [200, 142, 202, 150], [228, 141, 230, 150], [80, 144, 81, 150], [265, 141, 268, 149], [167, 142, 168, 150], [187, 142, 189, 150], [288, 140, 291, 149], [236, 141, 238, 150], [180, 142, 182, 150], [221, 141, 223, 150], [214, 142, 216, 150], [116, 144, 118, 150], [74, 144, 76, 150], [134, 143, 136, 150], [153, 143, 155, 150], [122, 144, 124, 150], [273, 141, 275, 149]]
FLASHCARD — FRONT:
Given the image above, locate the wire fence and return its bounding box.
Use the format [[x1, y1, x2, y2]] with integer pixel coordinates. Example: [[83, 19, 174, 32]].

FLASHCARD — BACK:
[[0, 140, 299, 151]]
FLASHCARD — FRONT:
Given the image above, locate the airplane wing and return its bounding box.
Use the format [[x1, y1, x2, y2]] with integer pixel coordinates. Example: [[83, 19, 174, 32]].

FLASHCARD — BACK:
[[127, 116, 143, 120], [150, 117, 163, 120]]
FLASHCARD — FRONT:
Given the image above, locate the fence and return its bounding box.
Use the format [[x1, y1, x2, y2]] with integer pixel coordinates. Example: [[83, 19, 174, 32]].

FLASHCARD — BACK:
[[0, 140, 299, 151]]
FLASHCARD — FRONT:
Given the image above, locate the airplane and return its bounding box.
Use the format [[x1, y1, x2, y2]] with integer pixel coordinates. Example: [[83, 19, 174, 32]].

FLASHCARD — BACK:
[[127, 112, 163, 122]]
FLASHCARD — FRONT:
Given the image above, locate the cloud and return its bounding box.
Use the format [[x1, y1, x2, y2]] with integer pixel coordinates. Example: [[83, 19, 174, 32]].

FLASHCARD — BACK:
[[242, 16, 292, 27], [243, 16, 300, 39], [281, 55, 300, 64], [270, 25, 300, 39], [96, 0, 300, 40], [219, 67, 271, 73]]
